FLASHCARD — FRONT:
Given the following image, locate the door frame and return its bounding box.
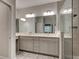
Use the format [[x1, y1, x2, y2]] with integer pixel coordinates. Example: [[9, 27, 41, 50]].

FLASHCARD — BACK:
[[0, 0, 16, 59]]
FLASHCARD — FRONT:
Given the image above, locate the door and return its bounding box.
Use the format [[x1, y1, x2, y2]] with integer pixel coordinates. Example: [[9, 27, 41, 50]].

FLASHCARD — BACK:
[[0, 1, 11, 58]]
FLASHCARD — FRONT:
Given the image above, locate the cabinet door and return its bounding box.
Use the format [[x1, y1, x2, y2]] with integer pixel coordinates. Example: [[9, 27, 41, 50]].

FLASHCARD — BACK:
[[47, 39, 59, 55], [20, 37, 34, 51], [0, 1, 10, 57], [39, 38, 59, 55], [34, 37, 39, 52], [39, 38, 48, 54]]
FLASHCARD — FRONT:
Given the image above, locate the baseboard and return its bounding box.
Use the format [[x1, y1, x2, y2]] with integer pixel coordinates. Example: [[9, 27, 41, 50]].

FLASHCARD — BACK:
[[73, 56, 79, 59], [19, 49, 59, 58], [0, 56, 17, 59], [64, 55, 79, 59], [0, 56, 8, 59]]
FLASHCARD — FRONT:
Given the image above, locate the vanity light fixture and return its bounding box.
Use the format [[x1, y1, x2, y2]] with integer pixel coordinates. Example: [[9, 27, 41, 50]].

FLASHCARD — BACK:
[[25, 13, 35, 18], [62, 9, 72, 14], [63, 10, 68, 14], [68, 9, 72, 13], [43, 11, 55, 16], [20, 18, 26, 22]]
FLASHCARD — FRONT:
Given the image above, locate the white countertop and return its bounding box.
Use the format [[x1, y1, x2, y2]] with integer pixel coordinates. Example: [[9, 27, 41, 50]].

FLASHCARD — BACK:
[[16, 32, 72, 38]]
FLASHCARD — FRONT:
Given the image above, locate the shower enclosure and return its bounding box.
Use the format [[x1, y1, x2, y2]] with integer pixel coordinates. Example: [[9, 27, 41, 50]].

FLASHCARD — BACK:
[[59, 0, 73, 59]]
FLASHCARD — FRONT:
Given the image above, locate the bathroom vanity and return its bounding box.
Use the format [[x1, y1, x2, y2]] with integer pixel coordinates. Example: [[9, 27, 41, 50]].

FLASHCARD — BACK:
[[16, 32, 71, 58], [16, 33, 59, 58]]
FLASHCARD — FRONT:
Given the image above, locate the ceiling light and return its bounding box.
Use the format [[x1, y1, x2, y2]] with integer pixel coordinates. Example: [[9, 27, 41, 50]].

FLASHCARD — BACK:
[[20, 18, 26, 21], [43, 11, 55, 16], [25, 13, 35, 18]]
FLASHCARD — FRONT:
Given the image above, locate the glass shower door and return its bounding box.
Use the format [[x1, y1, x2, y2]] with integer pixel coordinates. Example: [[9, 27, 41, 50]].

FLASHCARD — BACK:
[[60, 0, 73, 59]]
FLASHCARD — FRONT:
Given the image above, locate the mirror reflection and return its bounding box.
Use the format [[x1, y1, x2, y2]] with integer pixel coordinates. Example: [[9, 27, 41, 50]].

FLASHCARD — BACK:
[[16, 15, 56, 33], [16, 2, 57, 33]]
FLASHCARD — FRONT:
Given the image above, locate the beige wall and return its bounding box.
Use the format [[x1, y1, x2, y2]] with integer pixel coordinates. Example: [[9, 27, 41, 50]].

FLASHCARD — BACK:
[[0, 0, 15, 59], [0, 1, 10, 57], [73, 0, 79, 57]]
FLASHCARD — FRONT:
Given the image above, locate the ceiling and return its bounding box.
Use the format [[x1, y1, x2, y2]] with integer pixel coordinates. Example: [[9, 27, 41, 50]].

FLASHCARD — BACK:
[[16, 0, 62, 9]]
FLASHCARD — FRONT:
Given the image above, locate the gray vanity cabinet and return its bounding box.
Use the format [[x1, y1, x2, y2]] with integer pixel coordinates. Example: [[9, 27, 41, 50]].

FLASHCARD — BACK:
[[19, 36, 59, 56], [33, 37, 40, 52], [39, 38, 48, 54], [39, 38, 59, 55], [47, 38, 59, 55], [20, 37, 34, 51]]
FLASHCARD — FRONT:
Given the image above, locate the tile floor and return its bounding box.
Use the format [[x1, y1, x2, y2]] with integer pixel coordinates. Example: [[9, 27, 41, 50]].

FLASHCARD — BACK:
[[16, 52, 58, 59]]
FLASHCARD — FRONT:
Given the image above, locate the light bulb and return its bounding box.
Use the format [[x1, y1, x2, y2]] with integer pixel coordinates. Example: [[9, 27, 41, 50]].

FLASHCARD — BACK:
[[25, 13, 35, 18], [43, 11, 55, 16], [20, 18, 26, 21]]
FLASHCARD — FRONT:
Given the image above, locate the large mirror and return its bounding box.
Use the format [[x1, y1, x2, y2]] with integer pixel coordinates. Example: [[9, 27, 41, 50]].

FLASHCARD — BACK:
[[16, 2, 57, 33], [35, 15, 56, 33], [16, 15, 56, 33]]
